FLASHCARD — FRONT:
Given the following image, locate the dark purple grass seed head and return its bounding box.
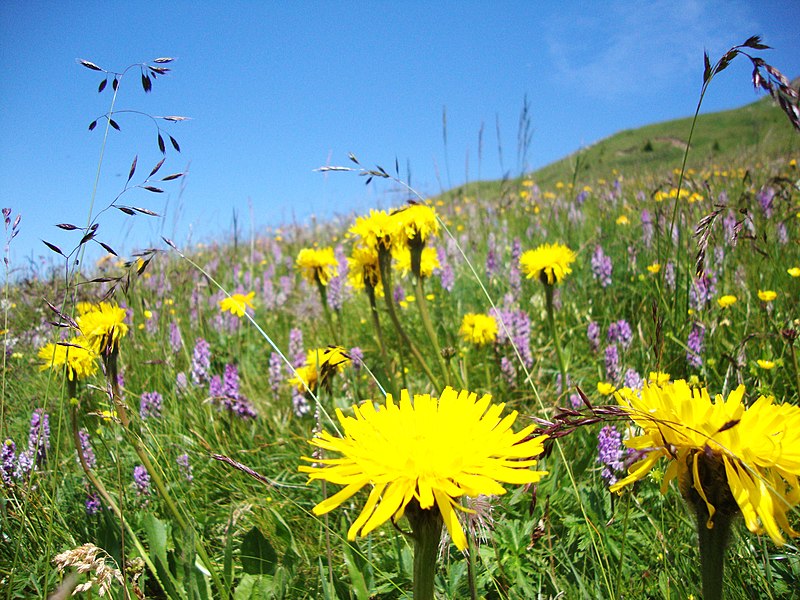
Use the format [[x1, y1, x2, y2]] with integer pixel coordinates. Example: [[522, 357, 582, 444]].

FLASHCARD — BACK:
[[139, 391, 163, 420]]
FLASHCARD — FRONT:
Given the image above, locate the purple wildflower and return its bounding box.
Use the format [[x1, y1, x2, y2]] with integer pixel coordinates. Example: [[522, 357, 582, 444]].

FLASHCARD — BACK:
[[14, 450, 34, 480], [664, 262, 676, 290], [191, 338, 211, 385], [209, 375, 224, 398], [77, 429, 96, 469], [757, 186, 775, 218], [591, 245, 613, 288], [393, 285, 405, 305], [292, 388, 310, 417], [269, 352, 283, 396], [169, 321, 183, 353], [597, 425, 625, 486], [689, 274, 717, 311], [85, 493, 102, 515], [641, 209, 654, 248], [176, 453, 193, 482], [723, 210, 737, 244], [686, 322, 705, 369], [349, 347, 363, 372], [604, 344, 619, 383], [2, 439, 15, 486], [133, 465, 151, 496], [623, 368, 643, 391], [485, 234, 499, 279], [223, 364, 240, 399], [499, 356, 516, 386], [288, 328, 304, 369], [28, 409, 50, 465], [587, 321, 600, 352], [778, 223, 788, 245], [435, 247, 454, 292], [607, 320, 633, 350], [176, 372, 189, 394], [140, 391, 163, 420]]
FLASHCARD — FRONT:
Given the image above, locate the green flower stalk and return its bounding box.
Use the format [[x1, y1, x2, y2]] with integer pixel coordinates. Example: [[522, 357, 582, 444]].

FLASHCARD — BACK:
[[519, 243, 576, 397]]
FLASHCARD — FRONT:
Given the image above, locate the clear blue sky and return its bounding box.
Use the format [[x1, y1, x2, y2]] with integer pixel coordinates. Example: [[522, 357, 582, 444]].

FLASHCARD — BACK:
[[1, 1, 798, 274]]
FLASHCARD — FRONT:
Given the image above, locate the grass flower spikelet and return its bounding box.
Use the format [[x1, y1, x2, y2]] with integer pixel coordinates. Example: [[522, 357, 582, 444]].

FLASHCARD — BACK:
[[299, 386, 549, 551]]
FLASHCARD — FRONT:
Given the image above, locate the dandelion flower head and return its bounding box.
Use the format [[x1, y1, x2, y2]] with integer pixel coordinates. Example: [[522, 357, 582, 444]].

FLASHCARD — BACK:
[[520, 243, 576, 285], [77, 302, 129, 354], [458, 313, 499, 346], [757, 290, 777, 302], [38, 337, 98, 381], [610, 380, 800, 545], [349, 210, 396, 252], [296, 247, 339, 286], [218, 292, 256, 318], [390, 203, 439, 245], [299, 386, 549, 550], [717, 294, 737, 308], [289, 346, 350, 393], [347, 244, 381, 291]]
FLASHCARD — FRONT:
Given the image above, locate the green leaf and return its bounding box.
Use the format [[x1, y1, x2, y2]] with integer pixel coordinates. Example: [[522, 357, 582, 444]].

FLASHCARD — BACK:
[[234, 574, 273, 600], [341, 543, 369, 600], [240, 526, 277, 576]]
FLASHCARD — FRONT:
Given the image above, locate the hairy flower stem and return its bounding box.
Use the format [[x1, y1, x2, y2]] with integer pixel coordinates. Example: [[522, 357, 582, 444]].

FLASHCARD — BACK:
[[696, 512, 732, 600], [466, 534, 478, 600], [378, 249, 439, 389], [315, 278, 339, 345], [366, 284, 396, 395], [406, 501, 443, 600], [544, 283, 568, 399], [413, 276, 450, 385], [104, 349, 229, 599]]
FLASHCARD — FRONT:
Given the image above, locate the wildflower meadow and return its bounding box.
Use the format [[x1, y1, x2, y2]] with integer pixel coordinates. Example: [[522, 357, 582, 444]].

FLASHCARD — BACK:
[[2, 38, 800, 599]]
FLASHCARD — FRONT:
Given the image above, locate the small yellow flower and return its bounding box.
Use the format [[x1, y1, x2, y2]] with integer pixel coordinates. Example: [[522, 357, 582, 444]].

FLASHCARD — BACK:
[[459, 313, 498, 346], [143, 309, 153, 319], [717, 295, 737, 309], [615, 214, 629, 225], [646, 263, 661, 274], [218, 292, 256, 318], [392, 246, 440, 279], [757, 290, 777, 302], [597, 382, 616, 395], [648, 371, 671, 385], [757, 359, 776, 370], [788, 267, 800, 278], [289, 346, 351, 393]]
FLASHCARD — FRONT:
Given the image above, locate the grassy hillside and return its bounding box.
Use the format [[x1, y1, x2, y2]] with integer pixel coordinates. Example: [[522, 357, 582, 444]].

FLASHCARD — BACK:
[[448, 94, 798, 201]]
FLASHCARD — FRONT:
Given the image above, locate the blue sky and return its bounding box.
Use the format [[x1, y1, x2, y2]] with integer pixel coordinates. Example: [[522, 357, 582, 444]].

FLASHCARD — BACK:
[[1, 1, 799, 274]]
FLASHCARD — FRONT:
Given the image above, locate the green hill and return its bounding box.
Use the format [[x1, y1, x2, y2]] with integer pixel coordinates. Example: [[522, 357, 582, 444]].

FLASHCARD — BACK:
[[448, 93, 798, 200]]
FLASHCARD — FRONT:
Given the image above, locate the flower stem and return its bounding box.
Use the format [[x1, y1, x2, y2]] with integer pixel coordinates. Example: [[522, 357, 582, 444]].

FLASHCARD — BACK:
[[414, 275, 450, 385], [378, 248, 440, 390], [366, 284, 396, 395], [406, 501, 443, 600], [696, 513, 732, 600], [544, 283, 568, 398], [105, 349, 229, 599], [316, 278, 339, 345]]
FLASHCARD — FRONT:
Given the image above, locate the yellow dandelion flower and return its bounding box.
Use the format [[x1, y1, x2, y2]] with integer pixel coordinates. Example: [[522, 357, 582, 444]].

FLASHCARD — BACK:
[[77, 302, 129, 354], [787, 267, 800, 278], [289, 346, 350, 393], [648, 371, 671, 385], [756, 359, 776, 370], [597, 381, 616, 395], [458, 313, 498, 346], [299, 386, 549, 551], [647, 263, 661, 274], [218, 291, 256, 318], [347, 244, 381, 291], [391, 204, 439, 245], [38, 337, 98, 381], [611, 380, 800, 546], [615, 214, 629, 225], [757, 290, 777, 302], [349, 209, 395, 251], [296, 247, 338, 286], [520, 243, 576, 285], [717, 295, 737, 309]]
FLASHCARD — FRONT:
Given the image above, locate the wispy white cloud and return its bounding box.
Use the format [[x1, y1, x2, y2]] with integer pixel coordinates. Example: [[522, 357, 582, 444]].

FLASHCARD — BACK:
[[544, 0, 758, 102]]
